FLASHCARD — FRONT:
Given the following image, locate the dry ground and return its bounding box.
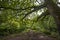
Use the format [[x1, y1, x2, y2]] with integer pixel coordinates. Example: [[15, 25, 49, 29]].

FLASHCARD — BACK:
[[3, 30, 57, 40]]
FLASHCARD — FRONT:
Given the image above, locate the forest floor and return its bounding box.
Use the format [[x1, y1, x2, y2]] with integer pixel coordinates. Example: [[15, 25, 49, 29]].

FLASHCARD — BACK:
[[1, 30, 57, 40]]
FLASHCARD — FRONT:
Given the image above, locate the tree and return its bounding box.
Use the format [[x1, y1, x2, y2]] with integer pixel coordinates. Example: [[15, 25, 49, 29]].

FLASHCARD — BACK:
[[44, 0, 60, 35], [0, 0, 60, 35]]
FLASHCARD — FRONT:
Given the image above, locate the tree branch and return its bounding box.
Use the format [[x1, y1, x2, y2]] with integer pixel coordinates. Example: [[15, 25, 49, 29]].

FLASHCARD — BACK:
[[22, 4, 46, 20], [0, 4, 46, 11], [36, 10, 50, 21]]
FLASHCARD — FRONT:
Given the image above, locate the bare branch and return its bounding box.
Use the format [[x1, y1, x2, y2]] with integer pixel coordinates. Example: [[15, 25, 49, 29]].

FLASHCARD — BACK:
[[36, 0, 41, 4], [36, 10, 50, 21]]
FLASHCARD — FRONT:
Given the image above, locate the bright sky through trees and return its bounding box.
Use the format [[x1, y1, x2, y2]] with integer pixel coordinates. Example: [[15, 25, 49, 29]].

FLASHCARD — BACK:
[[59, 0, 60, 2]]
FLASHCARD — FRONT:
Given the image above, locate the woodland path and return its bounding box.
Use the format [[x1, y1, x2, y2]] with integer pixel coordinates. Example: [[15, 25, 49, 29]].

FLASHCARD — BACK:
[[3, 30, 57, 40]]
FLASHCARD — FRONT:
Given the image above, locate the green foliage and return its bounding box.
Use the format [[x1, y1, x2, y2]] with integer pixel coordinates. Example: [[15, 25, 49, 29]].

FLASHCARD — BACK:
[[0, 0, 58, 38]]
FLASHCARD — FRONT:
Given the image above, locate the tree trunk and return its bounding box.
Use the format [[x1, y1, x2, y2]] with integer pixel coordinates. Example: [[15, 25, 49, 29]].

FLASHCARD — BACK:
[[45, 0, 60, 35]]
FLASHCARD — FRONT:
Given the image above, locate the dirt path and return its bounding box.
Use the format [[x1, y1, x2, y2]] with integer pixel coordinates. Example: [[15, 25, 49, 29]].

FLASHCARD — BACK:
[[3, 31, 57, 40]]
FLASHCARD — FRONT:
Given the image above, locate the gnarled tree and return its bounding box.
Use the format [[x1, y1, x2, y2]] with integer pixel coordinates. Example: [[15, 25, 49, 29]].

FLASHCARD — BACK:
[[0, 0, 60, 35]]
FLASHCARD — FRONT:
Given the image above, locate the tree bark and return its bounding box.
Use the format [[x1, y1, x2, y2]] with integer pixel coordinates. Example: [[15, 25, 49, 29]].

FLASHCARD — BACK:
[[45, 0, 60, 35]]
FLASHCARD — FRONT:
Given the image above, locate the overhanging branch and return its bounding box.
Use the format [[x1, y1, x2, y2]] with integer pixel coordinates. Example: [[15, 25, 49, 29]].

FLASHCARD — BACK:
[[0, 4, 46, 11], [22, 4, 46, 20], [36, 10, 50, 21]]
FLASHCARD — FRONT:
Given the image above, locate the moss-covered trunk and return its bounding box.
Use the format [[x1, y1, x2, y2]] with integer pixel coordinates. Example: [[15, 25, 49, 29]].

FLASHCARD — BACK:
[[45, 0, 60, 35]]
